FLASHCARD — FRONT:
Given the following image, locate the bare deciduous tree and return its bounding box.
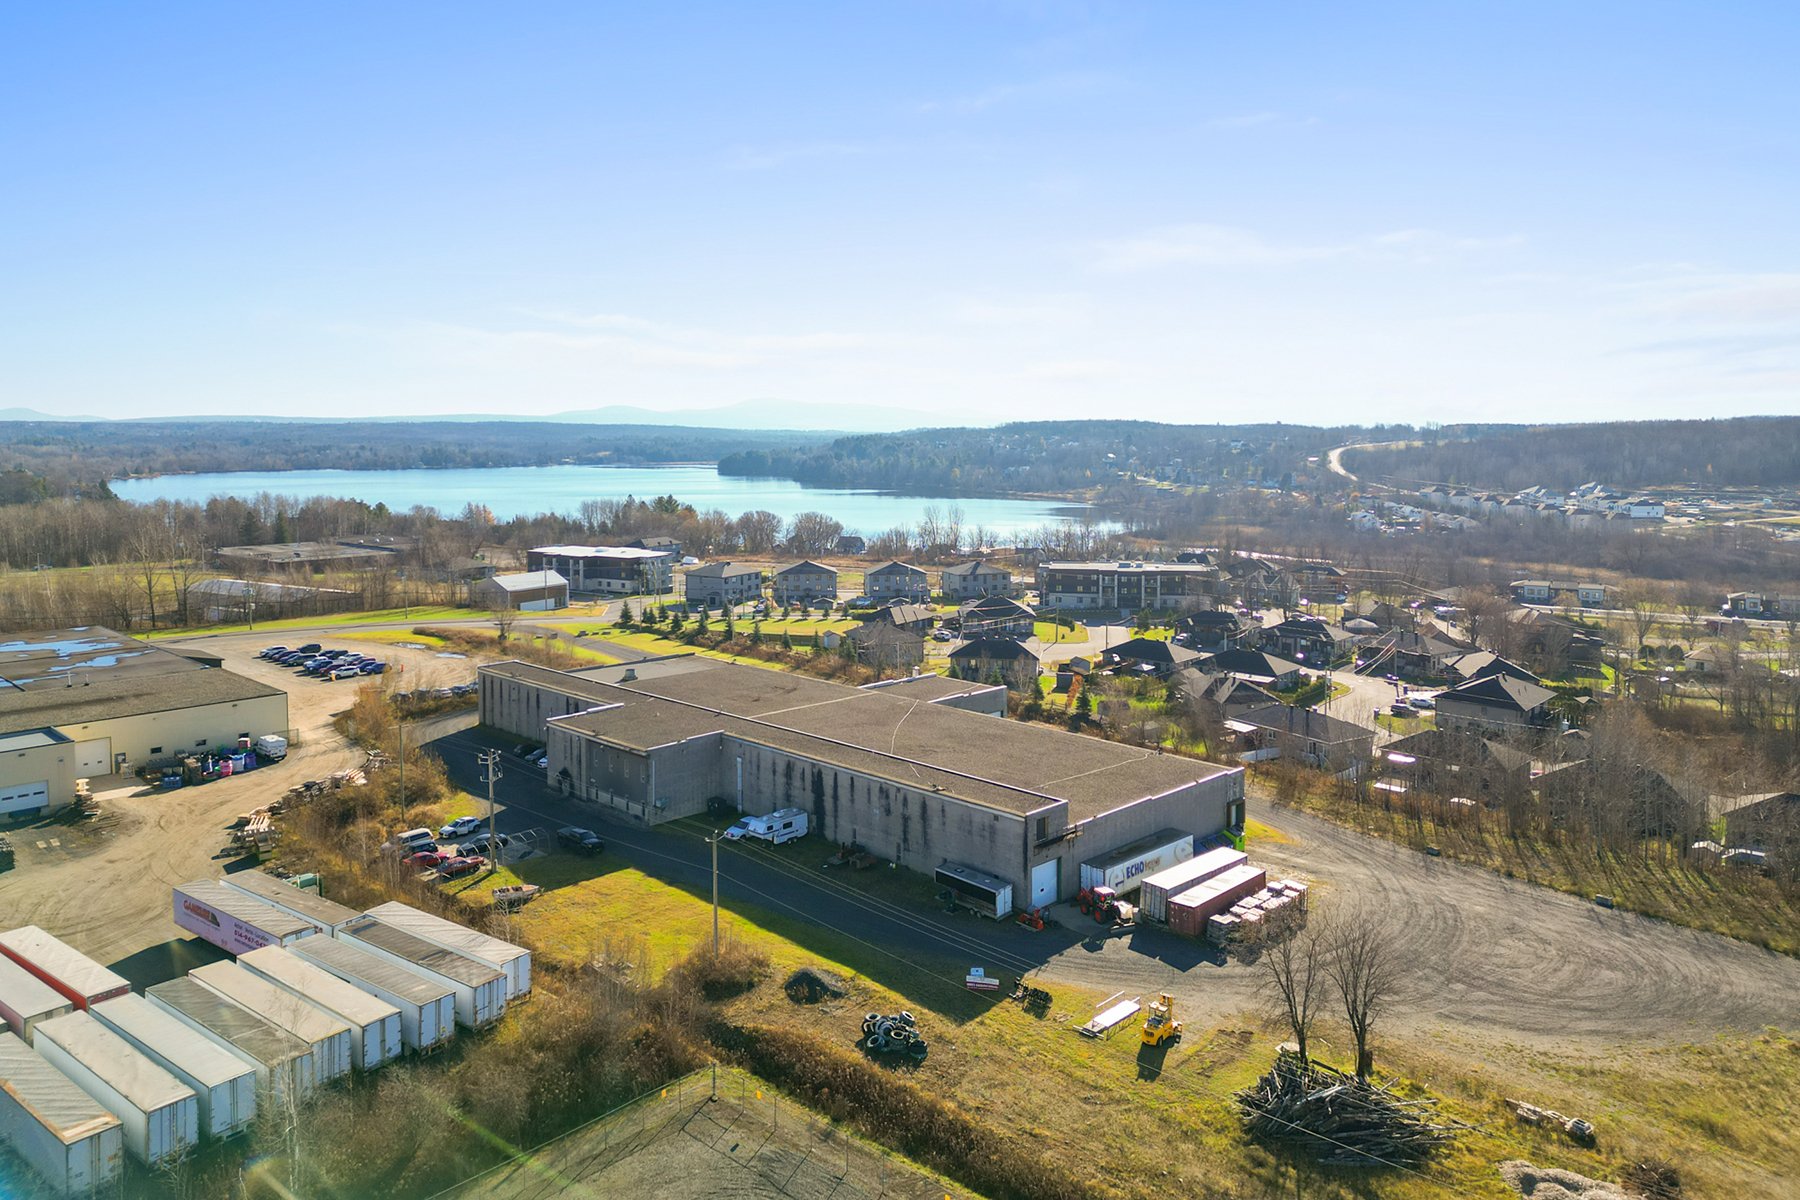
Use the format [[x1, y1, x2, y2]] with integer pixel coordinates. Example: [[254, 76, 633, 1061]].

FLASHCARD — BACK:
[[1324, 903, 1401, 1082], [1260, 910, 1330, 1066]]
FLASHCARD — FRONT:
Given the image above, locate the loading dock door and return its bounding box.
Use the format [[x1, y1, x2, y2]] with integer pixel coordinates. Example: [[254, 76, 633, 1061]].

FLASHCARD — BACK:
[[0, 781, 49, 816], [76, 739, 111, 776], [1031, 859, 1058, 908]]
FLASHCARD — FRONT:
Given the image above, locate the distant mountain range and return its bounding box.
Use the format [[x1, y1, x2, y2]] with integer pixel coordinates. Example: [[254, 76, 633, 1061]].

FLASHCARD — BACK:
[[0, 400, 950, 433]]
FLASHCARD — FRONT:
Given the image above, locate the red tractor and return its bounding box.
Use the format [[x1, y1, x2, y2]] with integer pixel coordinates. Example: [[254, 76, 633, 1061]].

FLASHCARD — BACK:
[[1076, 885, 1133, 926]]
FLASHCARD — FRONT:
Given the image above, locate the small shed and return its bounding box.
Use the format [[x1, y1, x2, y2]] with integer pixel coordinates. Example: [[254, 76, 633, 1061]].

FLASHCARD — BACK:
[[475, 570, 569, 612]]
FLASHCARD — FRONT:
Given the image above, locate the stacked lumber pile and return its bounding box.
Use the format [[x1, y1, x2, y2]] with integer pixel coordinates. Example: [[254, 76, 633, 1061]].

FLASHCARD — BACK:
[[1236, 1052, 1458, 1166]]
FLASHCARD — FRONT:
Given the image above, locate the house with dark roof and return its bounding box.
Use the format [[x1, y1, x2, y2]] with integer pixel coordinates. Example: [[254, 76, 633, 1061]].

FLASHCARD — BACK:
[[864, 601, 935, 632], [1724, 792, 1797, 877], [1443, 651, 1540, 686], [1105, 637, 1203, 678], [846, 621, 924, 671], [1171, 669, 1278, 724], [940, 561, 1014, 601], [1265, 615, 1358, 667], [1358, 628, 1465, 680], [950, 638, 1041, 691], [1434, 674, 1559, 735], [865, 561, 930, 603], [1374, 728, 1531, 805], [957, 595, 1035, 639], [1194, 648, 1305, 688], [1233, 704, 1374, 776], [772, 560, 838, 606], [626, 535, 683, 557], [1540, 760, 1703, 839], [684, 562, 765, 608], [1174, 609, 1256, 653]]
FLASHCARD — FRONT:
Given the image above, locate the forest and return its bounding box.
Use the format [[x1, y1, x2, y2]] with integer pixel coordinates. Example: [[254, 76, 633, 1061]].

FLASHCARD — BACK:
[[1342, 417, 1800, 491], [718, 420, 1396, 496], [0, 419, 832, 496]]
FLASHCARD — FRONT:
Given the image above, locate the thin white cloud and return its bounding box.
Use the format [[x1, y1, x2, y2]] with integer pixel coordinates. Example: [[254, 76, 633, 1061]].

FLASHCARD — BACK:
[[913, 72, 1112, 115], [1092, 223, 1522, 270], [410, 312, 888, 372], [721, 141, 871, 171]]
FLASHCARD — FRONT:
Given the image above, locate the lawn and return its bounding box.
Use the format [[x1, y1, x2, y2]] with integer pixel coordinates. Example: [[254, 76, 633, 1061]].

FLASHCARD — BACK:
[[1032, 620, 1089, 643], [146, 605, 492, 638], [432, 811, 1800, 1200]]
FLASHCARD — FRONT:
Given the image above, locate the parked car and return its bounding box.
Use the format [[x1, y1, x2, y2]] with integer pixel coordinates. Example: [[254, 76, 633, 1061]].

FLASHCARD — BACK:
[[460, 832, 510, 856], [517, 743, 543, 760], [557, 826, 604, 854], [330, 666, 362, 681], [1390, 702, 1413, 717], [440, 816, 482, 839], [260, 646, 289, 659], [437, 856, 486, 879], [294, 643, 322, 655], [407, 850, 450, 869], [358, 660, 386, 675], [532, 753, 548, 769], [1408, 695, 1436, 710], [931, 629, 953, 642]]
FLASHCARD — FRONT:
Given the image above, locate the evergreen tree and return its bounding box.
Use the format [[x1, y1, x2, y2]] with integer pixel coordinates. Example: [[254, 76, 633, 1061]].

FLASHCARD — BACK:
[[750, 621, 764, 645], [617, 600, 634, 628]]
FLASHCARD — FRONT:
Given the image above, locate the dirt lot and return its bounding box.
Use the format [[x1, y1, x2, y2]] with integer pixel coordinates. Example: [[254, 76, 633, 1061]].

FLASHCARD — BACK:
[[462, 1068, 952, 1200], [1034, 800, 1800, 1046], [0, 632, 475, 982]]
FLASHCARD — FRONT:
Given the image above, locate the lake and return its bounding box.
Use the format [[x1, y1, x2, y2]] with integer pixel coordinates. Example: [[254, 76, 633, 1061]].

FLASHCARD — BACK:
[[110, 464, 1094, 538]]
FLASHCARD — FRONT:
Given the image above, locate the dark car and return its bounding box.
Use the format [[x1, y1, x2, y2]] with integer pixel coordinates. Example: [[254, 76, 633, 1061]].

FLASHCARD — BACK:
[[460, 832, 511, 856], [557, 826, 604, 855], [259, 646, 289, 659]]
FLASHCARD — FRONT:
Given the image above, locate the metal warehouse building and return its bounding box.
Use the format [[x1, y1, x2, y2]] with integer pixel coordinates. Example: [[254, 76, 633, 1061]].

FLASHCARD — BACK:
[[0, 628, 289, 821], [479, 657, 1244, 910]]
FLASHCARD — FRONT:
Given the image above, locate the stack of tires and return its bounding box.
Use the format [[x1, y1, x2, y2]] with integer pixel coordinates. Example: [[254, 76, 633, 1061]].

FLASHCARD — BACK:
[[860, 1011, 927, 1061]]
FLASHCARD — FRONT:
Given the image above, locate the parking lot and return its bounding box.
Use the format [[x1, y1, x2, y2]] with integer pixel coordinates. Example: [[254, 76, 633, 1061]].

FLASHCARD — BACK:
[[0, 630, 474, 982]]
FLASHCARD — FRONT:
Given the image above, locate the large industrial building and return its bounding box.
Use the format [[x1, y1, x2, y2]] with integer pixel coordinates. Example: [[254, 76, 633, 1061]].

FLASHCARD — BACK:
[[478, 655, 1243, 910], [0, 628, 289, 820]]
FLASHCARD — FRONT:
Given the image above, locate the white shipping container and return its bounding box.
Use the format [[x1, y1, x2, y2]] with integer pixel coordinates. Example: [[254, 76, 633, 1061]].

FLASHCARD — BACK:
[[187, 963, 353, 1084], [0, 927, 130, 1010], [144, 978, 317, 1104], [90, 995, 256, 1140], [238, 947, 402, 1071], [1137, 847, 1250, 924], [30, 1013, 198, 1168], [335, 917, 506, 1029], [364, 901, 532, 999], [1078, 829, 1195, 895], [0, 1031, 124, 1196], [290, 937, 455, 1053], [171, 881, 321, 958], [0, 953, 74, 1042], [218, 872, 361, 934]]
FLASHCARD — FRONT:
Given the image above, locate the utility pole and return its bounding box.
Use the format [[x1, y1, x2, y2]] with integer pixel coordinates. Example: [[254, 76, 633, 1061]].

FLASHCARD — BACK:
[[397, 720, 406, 825], [710, 829, 721, 954], [479, 750, 502, 872]]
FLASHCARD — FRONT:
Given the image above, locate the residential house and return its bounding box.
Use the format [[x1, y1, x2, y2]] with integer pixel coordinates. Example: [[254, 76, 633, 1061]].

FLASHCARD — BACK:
[[1106, 637, 1203, 678], [1725, 792, 1797, 874], [1373, 729, 1532, 806], [865, 601, 935, 633], [1725, 591, 1800, 619], [845, 621, 924, 671], [626, 535, 683, 558], [940, 561, 1014, 600], [473, 570, 569, 612], [1171, 669, 1278, 724], [1233, 704, 1374, 777], [1219, 557, 1297, 609], [949, 638, 1041, 691], [1194, 648, 1304, 688], [684, 562, 765, 608], [834, 534, 867, 555], [1265, 615, 1357, 667], [865, 561, 930, 603], [771, 560, 838, 607], [1357, 628, 1463, 680], [1175, 608, 1255, 653], [1434, 674, 1559, 735], [1442, 651, 1540, 686], [1539, 761, 1702, 840], [957, 595, 1035, 639]]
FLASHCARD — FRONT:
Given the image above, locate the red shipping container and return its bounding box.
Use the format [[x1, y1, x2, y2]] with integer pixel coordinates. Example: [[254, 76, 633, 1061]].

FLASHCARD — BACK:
[[1167, 865, 1267, 938]]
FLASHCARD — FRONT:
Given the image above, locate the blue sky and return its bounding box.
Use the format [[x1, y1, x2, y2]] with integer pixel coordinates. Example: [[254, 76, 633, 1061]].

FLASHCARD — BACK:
[[3, 2, 1796, 428]]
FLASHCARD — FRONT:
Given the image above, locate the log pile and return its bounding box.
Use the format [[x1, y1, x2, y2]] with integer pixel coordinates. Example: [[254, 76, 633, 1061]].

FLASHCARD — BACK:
[[1236, 1052, 1459, 1166]]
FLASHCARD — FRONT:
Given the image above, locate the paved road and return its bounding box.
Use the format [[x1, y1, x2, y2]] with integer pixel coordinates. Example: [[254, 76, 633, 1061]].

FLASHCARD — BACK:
[[431, 727, 1800, 1047]]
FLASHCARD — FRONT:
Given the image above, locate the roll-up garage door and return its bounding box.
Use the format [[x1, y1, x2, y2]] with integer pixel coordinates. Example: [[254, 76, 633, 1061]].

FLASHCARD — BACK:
[[0, 781, 49, 815], [76, 740, 111, 776]]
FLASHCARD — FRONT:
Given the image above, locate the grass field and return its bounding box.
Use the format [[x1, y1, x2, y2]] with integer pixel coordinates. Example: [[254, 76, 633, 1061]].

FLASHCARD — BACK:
[[145, 605, 493, 638], [1032, 620, 1089, 643], [433, 814, 1799, 1199]]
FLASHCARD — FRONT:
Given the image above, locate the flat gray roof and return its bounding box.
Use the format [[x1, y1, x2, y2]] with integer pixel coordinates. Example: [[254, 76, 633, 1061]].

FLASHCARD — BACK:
[[489, 659, 1233, 823], [0, 627, 282, 736]]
